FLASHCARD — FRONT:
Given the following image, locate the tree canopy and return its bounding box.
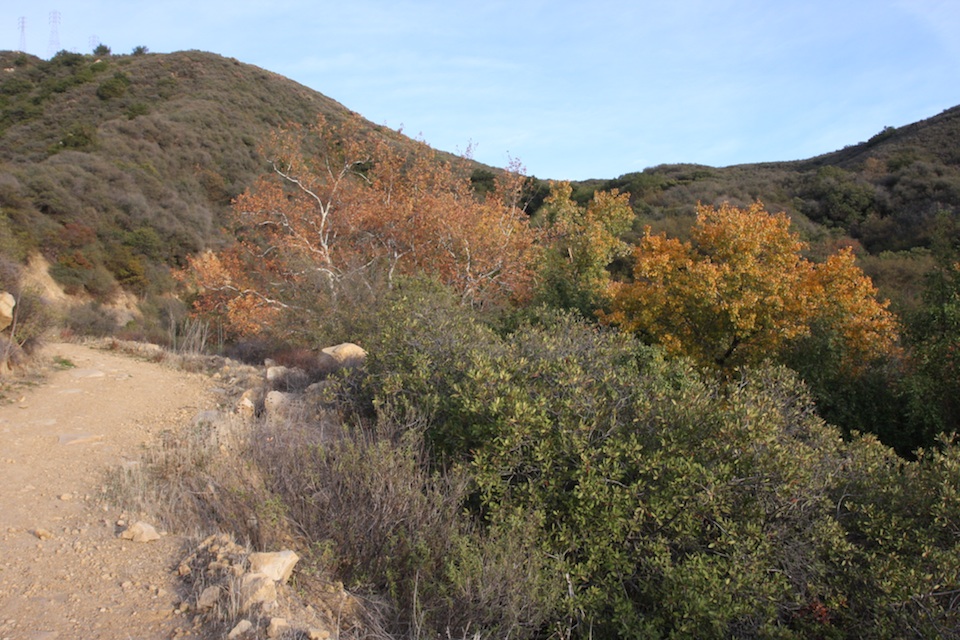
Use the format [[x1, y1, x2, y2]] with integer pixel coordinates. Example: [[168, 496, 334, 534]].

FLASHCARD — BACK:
[[603, 202, 899, 372], [181, 116, 539, 339]]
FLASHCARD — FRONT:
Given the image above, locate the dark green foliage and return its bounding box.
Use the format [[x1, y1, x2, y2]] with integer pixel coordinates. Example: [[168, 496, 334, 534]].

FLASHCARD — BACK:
[[132, 46, 149, 56], [342, 290, 960, 638], [93, 44, 111, 56], [125, 102, 149, 119], [520, 174, 551, 214], [49, 50, 86, 68], [899, 213, 960, 437], [867, 125, 897, 146], [56, 122, 98, 151], [799, 165, 883, 227], [0, 77, 33, 96], [469, 168, 496, 198], [96, 72, 130, 100]]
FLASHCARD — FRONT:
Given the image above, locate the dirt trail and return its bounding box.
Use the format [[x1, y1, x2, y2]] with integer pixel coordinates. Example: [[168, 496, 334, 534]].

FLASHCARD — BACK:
[[0, 342, 216, 640]]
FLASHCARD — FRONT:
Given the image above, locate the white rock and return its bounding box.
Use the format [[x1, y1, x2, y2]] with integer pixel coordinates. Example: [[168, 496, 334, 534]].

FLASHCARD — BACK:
[[266, 365, 286, 381], [248, 550, 299, 584], [236, 389, 259, 418], [317, 343, 367, 375], [0, 291, 15, 331], [119, 521, 161, 543]]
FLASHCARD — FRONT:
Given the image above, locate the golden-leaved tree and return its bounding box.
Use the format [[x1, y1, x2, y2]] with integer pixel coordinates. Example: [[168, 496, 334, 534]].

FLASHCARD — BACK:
[[535, 181, 634, 315], [181, 116, 539, 338], [602, 201, 899, 371]]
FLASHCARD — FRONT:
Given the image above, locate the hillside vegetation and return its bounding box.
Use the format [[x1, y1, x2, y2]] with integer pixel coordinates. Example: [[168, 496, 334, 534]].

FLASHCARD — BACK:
[[0, 48, 459, 304]]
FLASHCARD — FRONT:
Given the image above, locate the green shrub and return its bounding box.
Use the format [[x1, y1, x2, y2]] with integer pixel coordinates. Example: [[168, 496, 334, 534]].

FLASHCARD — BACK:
[[0, 77, 33, 96], [125, 102, 149, 119], [356, 298, 960, 637], [56, 122, 98, 151], [96, 72, 130, 100]]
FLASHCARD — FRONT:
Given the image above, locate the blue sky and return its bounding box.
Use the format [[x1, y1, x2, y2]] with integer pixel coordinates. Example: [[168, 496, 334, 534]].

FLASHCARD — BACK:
[[6, 1, 960, 180]]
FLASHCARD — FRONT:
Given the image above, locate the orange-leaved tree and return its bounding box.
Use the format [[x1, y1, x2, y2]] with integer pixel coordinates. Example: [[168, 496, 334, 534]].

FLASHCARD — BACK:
[[602, 201, 899, 371], [180, 116, 539, 338]]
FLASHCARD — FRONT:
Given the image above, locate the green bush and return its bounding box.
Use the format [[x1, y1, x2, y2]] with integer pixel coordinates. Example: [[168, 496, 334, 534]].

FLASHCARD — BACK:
[[96, 72, 130, 100], [354, 295, 960, 638], [56, 122, 98, 151], [0, 77, 33, 96]]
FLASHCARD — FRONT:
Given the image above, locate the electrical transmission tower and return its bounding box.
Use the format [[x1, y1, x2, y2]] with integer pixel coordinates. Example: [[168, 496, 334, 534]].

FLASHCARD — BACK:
[[48, 11, 61, 57], [18, 17, 27, 53]]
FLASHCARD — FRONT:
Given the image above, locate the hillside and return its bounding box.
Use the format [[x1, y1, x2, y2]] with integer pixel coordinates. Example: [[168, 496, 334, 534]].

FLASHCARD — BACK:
[[1, 48, 958, 315], [579, 105, 960, 310], [0, 48, 465, 303]]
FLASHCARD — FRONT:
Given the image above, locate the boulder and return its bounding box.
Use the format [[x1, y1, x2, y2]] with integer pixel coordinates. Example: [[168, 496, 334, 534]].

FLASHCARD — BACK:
[[263, 390, 295, 418], [248, 550, 299, 584], [228, 619, 254, 638], [316, 343, 367, 376], [119, 521, 161, 543], [0, 292, 14, 331], [196, 585, 221, 610], [267, 617, 291, 638], [236, 388, 259, 419]]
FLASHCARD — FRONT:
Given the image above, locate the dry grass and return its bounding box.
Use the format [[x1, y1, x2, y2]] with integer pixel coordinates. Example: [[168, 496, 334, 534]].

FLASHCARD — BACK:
[[103, 350, 561, 639]]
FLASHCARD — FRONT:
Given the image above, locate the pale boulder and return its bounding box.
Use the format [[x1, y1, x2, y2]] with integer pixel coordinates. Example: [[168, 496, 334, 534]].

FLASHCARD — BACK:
[[120, 521, 161, 543], [248, 550, 299, 584], [228, 619, 254, 638], [0, 292, 14, 331], [316, 343, 367, 376], [263, 390, 295, 418], [267, 617, 291, 638], [196, 585, 221, 610], [236, 388, 259, 419]]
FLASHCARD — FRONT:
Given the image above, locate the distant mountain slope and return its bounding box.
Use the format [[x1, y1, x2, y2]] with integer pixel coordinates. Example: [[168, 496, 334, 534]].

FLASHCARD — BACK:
[[0, 49, 439, 298], [591, 105, 960, 255]]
